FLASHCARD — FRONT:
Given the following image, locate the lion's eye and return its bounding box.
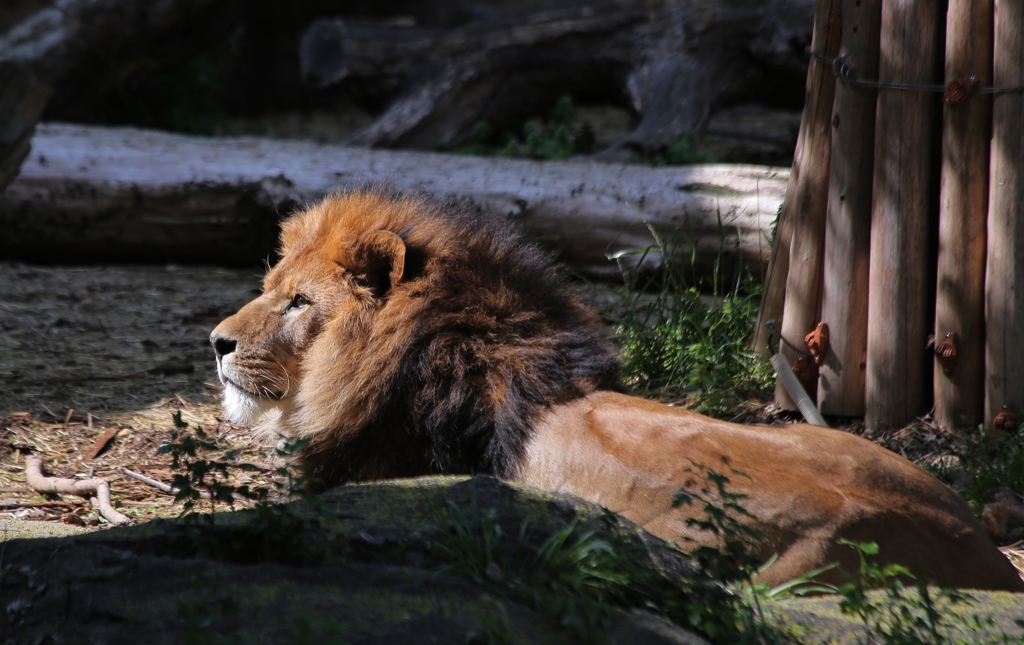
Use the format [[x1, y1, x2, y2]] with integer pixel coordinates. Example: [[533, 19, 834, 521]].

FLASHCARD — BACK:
[[284, 294, 310, 314]]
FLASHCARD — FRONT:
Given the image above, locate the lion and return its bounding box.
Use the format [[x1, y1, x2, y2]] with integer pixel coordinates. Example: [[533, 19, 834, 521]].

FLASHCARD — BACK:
[[211, 189, 1024, 592]]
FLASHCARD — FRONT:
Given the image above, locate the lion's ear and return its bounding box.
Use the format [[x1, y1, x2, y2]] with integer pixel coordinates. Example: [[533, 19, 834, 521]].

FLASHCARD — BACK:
[[354, 230, 406, 297]]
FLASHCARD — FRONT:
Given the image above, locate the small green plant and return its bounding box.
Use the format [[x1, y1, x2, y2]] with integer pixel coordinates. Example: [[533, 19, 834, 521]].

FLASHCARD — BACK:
[[465, 595, 515, 645], [455, 94, 595, 160], [928, 423, 1024, 511], [434, 479, 784, 642], [159, 413, 338, 562], [642, 132, 715, 166], [158, 411, 260, 521], [612, 224, 774, 416], [670, 464, 821, 644], [177, 596, 241, 645], [433, 485, 633, 640], [673, 465, 763, 583], [836, 540, 1020, 645], [432, 475, 806, 644]]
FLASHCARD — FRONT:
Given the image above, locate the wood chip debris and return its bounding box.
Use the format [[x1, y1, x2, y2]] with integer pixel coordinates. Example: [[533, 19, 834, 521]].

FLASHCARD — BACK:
[[84, 428, 119, 461]]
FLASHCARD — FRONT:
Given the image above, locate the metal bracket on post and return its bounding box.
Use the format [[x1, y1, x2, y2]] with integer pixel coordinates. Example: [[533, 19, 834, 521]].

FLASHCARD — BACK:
[[994, 404, 1016, 435], [943, 76, 980, 103], [934, 332, 958, 376], [764, 319, 828, 427], [791, 355, 817, 390], [804, 322, 830, 365]]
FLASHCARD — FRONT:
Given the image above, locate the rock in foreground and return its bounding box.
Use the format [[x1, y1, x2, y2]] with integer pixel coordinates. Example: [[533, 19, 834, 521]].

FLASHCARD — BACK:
[[0, 476, 712, 644]]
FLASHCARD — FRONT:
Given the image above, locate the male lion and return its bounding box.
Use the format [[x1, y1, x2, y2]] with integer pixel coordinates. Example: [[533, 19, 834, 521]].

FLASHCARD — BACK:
[[211, 189, 1023, 591]]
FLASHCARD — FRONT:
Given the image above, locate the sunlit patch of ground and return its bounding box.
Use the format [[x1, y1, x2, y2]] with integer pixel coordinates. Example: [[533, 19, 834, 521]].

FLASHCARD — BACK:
[[0, 397, 276, 528]]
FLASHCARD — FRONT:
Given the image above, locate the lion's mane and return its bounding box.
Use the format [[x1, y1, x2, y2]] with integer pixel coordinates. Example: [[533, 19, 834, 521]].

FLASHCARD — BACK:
[[280, 189, 621, 486]]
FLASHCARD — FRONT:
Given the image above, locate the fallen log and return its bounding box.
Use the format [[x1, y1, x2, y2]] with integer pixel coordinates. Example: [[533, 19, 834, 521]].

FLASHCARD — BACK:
[[0, 123, 785, 281], [300, 0, 815, 153]]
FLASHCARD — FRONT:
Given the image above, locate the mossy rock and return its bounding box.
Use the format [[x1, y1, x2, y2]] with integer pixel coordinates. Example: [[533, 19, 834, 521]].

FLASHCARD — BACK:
[[0, 518, 93, 541], [768, 589, 1024, 644], [0, 476, 712, 644], [3, 476, 1021, 644]]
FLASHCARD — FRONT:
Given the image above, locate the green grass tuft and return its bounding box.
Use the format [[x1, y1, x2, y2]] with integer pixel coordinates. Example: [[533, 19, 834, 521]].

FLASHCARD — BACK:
[[432, 475, 797, 643], [454, 94, 596, 161], [642, 132, 715, 166], [612, 225, 773, 417], [835, 540, 1021, 645], [432, 485, 639, 640]]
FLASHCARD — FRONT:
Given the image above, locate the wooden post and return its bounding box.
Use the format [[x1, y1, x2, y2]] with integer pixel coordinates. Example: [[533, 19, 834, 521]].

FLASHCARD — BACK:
[[753, 0, 842, 361], [865, 0, 942, 430], [935, 0, 992, 431], [769, 0, 840, 408], [986, 0, 1024, 433], [818, 0, 882, 417], [753, 181, 794, 359]]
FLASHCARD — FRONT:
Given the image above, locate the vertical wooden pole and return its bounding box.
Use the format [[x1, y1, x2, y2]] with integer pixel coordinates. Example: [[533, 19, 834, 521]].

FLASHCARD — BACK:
[[818, 0, 882, 416], [772, 0, 840, 408], [935, 0, 992, 431], [753, 182, 794, 358], [865, 0, 942, 430], [986, 0, 1024, 432], [754, 0, 841, 363]]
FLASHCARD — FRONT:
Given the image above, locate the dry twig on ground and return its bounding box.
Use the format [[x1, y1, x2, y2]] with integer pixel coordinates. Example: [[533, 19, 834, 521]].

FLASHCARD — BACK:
[[117, 466, 250, 503], [24, 454, 129, 525]]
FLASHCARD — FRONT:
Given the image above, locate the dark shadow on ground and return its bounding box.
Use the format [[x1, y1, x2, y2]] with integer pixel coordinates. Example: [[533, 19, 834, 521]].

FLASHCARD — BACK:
[[0, 262, 262, 420]]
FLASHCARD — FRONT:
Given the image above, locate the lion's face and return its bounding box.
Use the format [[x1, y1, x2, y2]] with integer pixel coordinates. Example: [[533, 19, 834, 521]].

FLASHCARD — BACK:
[[210, 220, 408, 428], [210, 252, 355, 426]]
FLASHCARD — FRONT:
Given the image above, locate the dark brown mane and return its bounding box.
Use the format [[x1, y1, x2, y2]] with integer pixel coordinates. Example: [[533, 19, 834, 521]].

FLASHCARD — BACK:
[[293, 189, 621, 486]]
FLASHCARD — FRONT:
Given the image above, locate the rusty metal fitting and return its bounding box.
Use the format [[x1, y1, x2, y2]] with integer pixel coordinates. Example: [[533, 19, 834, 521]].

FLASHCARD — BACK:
[[791, 355, 816, 390], [994, 404, 1016, 435], [804, 322, 829, 366], [934, 332, 958, 377], [944, 76, 980, 103]]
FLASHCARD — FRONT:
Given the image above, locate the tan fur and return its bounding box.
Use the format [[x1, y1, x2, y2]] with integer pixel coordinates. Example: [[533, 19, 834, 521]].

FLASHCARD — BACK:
[[212, 190, 1024, 591]]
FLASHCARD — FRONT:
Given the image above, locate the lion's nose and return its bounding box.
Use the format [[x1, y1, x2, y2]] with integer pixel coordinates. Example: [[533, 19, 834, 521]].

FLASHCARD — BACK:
[[211, 334, 237, 359]]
